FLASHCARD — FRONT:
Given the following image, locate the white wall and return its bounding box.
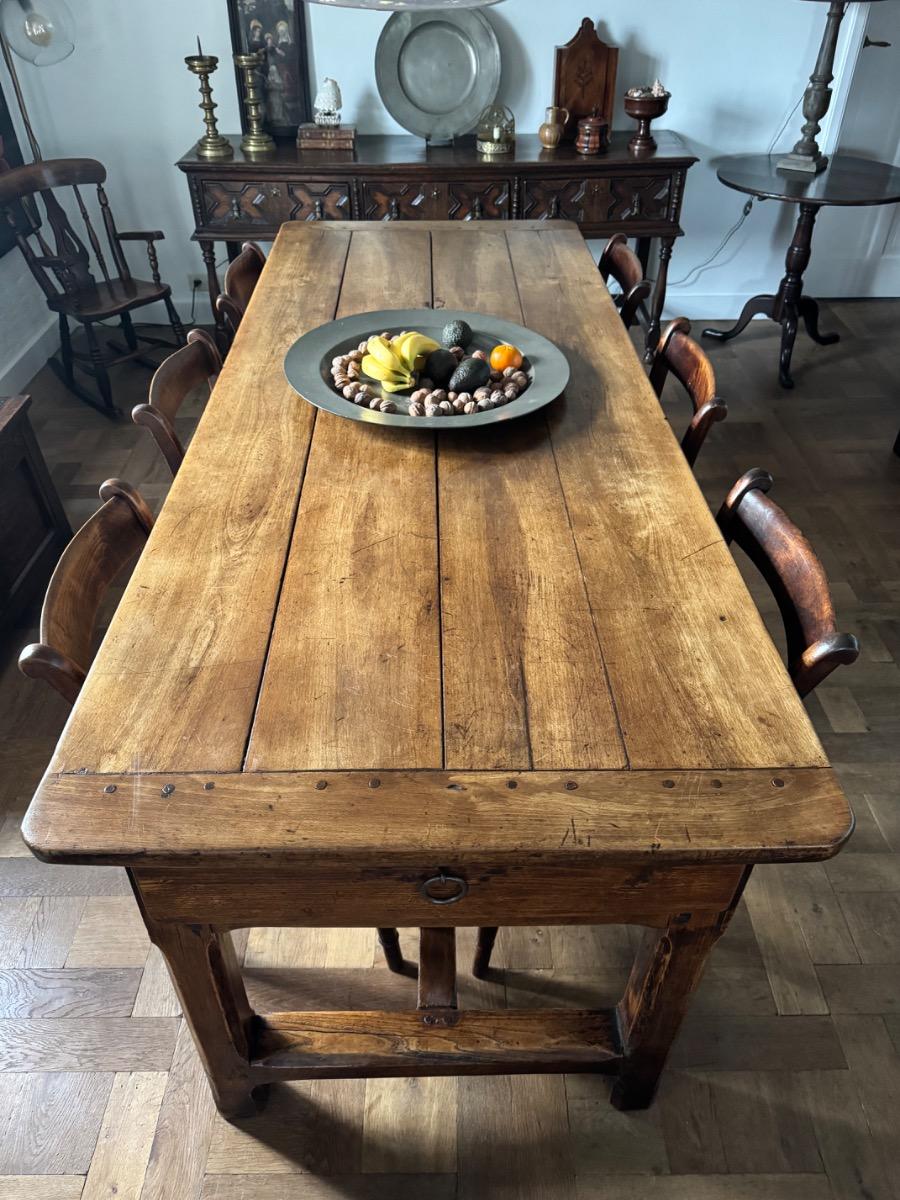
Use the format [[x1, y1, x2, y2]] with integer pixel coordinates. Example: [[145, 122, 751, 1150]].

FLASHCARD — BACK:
[[0, 0, 883, 386]]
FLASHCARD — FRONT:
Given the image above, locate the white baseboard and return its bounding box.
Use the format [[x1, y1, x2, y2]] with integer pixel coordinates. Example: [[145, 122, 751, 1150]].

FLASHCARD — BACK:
[[0, 315, 58, 396]]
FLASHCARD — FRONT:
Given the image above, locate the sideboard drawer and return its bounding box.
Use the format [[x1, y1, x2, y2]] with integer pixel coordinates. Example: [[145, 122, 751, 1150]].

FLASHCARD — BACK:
[[605, 175, 674, 224], [198, 179, 352, 228], [521, 176, 611, 224], [361, 179, 435, 220], [448, 179, 512, 220]]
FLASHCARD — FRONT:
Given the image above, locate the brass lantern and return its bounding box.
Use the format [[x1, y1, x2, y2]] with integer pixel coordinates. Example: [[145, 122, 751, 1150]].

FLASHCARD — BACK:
[[476, 103, 514, 156]]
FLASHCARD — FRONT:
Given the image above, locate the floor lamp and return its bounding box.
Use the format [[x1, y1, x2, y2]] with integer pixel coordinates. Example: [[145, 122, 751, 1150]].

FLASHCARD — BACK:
[[0, 0, 75, 161]]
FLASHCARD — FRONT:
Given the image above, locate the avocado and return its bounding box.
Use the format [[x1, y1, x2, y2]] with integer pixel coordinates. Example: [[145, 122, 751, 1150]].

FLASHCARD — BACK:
[[423, 348, 458, 388], [449, 356, 491, 393], [441, 319, 473, 350]]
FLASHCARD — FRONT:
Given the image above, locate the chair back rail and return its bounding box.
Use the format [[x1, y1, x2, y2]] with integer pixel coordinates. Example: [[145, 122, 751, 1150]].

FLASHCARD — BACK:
[[716, 469, 859, 697], [598, 233, 651, 330], [18, 480, 154, 704], [649, 317, 728, 467], [132, 329, 222, 475]]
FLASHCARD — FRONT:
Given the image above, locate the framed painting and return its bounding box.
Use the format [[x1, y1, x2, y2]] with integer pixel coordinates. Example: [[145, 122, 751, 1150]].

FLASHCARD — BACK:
[[0, 77, 29, 259], [227, 0, 312, 141]]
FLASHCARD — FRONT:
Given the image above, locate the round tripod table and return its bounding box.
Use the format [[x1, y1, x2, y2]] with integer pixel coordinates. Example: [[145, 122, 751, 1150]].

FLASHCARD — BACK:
[[702, 154, 900, 388]]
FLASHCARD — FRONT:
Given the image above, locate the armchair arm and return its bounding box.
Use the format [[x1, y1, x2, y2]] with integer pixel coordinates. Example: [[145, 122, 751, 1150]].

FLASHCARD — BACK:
[[117, 230, 166, 242], [117, 231, 165, 285]]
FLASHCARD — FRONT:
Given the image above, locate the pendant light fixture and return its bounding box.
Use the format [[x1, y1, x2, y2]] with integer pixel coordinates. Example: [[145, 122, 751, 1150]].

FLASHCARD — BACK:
[[0, 0, 75, 159]]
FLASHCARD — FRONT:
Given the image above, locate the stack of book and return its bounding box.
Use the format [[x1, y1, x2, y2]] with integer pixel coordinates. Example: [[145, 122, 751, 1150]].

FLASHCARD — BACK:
[[296, 124, 357, 152]]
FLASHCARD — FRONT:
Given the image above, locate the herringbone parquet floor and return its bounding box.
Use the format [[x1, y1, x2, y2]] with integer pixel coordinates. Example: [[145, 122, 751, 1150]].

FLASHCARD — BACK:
[[1, 305, 898, 1200]]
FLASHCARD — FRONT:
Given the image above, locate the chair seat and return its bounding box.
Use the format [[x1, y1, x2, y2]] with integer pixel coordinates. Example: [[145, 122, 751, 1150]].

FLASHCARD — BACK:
[[48, 277, 172, 321]]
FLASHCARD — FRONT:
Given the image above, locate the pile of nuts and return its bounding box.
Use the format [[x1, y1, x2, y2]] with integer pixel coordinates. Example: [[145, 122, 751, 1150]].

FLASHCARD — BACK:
[[329, 339, 531, 419]]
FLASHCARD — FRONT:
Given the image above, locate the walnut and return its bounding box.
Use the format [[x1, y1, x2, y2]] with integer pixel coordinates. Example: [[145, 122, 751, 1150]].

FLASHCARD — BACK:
[[425, 403, 441, 417], [452, 396, 466, 412], [490, 389, 506, 406], [410, 388, 430, 405], [476, 396, 494, 411], [347, 363, 360, 379], [448, 391, 458, 402], [489, 369, 503, 383], [473, 387, 491, 401], [439, 400, 453, 415], [332, 355, 347, 368], [471, 349, 488, 362], [379, 399, 397, 413], [409, 401, 425, 417], [511, 370, 529, 390], [504, 385, 519, 402], [369, 395, 382, 409], [503, 366, 517, 378], [342, 383, 361, 399], [464, 401, 477, 414], [334, 375, 349, 389], [430, 389, 448, 404], [456, 392, 472, 407]]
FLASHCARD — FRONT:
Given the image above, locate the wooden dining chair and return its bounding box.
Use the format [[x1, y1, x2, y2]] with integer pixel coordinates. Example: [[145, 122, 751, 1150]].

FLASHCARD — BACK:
[[598, 233, 652, 330], [649, 317, 728, 467], [132, 329, 222, 476], [0, 158, 185, 419], [717, 468, 860, 698], [18, 480, 154, 705], [215, 241, 266, 343]]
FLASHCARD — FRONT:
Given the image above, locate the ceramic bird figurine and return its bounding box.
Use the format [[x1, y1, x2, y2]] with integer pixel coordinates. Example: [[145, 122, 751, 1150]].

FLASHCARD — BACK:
[[314, 78, 342, 127]]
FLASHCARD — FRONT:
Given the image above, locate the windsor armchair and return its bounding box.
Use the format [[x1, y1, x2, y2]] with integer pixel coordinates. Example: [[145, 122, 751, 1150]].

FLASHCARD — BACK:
[[0, 158, 186, 419]]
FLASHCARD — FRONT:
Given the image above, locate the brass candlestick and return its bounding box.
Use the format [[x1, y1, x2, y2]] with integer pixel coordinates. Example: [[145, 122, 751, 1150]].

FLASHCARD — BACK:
[[185, 40, 233, 161], [234, 51, 275, 156]]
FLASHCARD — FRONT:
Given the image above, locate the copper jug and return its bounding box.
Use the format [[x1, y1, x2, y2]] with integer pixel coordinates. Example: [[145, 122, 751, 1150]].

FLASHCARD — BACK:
[[538, 105, 569, 149]]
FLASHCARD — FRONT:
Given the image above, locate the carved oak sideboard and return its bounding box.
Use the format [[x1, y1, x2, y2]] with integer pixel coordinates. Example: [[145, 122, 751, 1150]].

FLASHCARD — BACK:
[[177, 131, 697, 349]]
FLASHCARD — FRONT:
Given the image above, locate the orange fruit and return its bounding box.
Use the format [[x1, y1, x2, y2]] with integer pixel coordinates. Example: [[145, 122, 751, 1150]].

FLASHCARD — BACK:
[[490, 343, 523, 372]]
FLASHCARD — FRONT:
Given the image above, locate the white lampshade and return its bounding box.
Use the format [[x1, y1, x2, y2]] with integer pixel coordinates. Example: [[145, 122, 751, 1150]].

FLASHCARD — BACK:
[[305, 1, 503, 9], [0, 0, 74, 65]]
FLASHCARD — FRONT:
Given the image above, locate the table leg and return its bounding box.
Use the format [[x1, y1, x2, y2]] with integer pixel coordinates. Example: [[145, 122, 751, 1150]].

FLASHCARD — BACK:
[[702, 293, 776, 343], [148, 917, 256, 1118], [644, 236, 674, 361], [611, 871, 749, 1110]]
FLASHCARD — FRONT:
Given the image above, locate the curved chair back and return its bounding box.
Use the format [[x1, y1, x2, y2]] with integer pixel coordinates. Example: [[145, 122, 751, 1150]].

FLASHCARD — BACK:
[[649, 318, 728, 467], [18, 480, 154, 704], [598, 234, 651, 330], [215, 241, 266, 342], [132, 329, 222, 475], [716, 469, 859, 697]]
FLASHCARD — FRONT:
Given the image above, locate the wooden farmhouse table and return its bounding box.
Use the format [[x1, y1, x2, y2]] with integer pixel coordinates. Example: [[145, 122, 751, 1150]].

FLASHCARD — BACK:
[[23, 221, 853, 1118]]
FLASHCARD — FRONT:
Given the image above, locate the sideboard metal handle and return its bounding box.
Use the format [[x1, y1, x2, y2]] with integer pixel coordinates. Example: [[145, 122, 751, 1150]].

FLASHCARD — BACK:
[[419, 872, 469, 905]]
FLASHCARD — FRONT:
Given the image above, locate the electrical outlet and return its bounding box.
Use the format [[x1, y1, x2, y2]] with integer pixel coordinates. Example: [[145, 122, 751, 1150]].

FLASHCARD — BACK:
[[188, 274, 205, 292]]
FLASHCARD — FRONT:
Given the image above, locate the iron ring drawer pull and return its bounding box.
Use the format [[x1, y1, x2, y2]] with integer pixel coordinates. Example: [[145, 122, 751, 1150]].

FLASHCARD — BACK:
[[420, 872, 468, 905]]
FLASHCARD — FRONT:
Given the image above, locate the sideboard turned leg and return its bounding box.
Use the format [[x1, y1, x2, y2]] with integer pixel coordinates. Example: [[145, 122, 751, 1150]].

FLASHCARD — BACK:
[[644, 236, 674, 362], [149, 918, 256, 1118], [611, 870, 749, 1111]]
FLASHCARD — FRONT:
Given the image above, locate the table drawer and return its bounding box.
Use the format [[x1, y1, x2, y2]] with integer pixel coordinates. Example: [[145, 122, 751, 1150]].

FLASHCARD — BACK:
[[134, 860, 744, 929], [198, 178, 352, 228]]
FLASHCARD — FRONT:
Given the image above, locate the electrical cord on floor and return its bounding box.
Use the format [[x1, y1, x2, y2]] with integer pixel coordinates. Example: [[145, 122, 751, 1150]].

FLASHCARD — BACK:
[[668, 93, 804, 289]]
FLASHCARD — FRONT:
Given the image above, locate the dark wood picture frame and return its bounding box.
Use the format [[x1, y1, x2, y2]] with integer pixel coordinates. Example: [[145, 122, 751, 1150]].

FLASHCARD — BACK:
[[226, 0, 312, 142], [0, 77, 30, 258]]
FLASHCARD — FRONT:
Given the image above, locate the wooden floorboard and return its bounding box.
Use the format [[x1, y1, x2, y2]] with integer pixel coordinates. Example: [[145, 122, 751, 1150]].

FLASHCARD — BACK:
[[1, 304, 899, 1195]]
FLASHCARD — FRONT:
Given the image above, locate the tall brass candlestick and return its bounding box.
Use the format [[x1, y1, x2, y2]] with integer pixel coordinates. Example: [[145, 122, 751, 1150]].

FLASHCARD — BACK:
[[185, 45, 233, 161], [234, 51, 275, 155]]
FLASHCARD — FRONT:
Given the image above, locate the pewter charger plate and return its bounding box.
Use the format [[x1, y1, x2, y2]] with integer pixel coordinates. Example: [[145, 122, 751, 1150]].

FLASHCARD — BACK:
[[375, 10, 500, 143], [284, 309, 571, 431]]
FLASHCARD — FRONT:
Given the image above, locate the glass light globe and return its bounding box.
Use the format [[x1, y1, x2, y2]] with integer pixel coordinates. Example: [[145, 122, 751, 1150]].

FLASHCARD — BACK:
[[0, 0, 75, 65], [305, 1, 503, 10]]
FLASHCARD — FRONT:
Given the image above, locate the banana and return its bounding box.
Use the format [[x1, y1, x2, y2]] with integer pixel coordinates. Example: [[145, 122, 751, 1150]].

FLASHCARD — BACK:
[[395, 332, 441, 373], [366, 336, 402, 371], [361, 355, 409, 384], [382, 379, 413, 394]]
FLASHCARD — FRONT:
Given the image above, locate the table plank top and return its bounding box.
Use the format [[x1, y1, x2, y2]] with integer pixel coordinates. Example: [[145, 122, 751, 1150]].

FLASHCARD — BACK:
[[24, 221, 851, 868]]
